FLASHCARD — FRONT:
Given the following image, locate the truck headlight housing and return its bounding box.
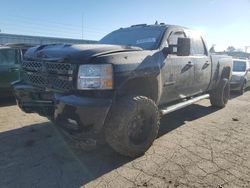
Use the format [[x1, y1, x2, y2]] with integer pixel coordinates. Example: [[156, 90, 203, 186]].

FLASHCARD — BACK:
[[77, 64, 113, 90]]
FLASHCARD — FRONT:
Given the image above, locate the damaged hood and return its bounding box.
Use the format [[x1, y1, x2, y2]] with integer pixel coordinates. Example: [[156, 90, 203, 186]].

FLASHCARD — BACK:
[[24, 43, 143, 63]]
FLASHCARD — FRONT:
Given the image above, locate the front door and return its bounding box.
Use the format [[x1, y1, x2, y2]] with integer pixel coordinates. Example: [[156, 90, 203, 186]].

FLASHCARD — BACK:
[[160, 30, 195, 104]]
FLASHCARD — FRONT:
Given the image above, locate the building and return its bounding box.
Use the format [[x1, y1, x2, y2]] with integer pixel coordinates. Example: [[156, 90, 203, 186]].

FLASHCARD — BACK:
[[215, 51, 250, 59], [227, 51, 250, 59], [0, 33, 96, 45]]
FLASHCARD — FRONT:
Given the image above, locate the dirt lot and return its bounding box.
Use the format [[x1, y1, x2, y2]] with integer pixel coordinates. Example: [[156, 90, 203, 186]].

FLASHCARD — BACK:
[[0, 91, 250, 188]]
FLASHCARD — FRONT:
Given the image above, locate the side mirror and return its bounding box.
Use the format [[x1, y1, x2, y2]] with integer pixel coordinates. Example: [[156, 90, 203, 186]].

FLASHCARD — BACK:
[[162, 44, 178, 55], [177, 38, 191, 56]]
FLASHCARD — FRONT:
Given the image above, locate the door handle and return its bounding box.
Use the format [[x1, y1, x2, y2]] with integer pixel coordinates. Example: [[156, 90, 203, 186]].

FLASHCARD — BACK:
[[205, 61, 210, 65], [202, 61, 211, 70], [181, 61, 194, 73], [187, 61, 194, 67]]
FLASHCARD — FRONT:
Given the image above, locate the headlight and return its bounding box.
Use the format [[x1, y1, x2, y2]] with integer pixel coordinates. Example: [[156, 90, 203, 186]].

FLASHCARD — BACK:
[[77, 64, 113, 90]]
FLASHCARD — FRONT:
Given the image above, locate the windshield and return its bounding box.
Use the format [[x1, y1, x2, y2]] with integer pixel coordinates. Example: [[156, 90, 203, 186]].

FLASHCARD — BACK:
[[99, 26, 166, 50], [233, 60, 247, 72]]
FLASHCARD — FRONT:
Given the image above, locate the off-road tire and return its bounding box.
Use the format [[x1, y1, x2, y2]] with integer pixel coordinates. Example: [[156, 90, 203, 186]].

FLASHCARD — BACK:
[[239, 80, 246, 95], [210, 78, 230, 108], [104, 96, 160, 158]]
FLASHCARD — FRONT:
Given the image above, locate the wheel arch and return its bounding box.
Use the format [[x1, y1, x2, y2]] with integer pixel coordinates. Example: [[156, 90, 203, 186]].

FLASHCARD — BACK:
[[116, 76, 160, 103]]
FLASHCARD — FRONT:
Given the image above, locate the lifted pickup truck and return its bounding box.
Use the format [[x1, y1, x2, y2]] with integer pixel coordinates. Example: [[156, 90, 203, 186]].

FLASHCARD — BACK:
[[12, 24, 232, 157]]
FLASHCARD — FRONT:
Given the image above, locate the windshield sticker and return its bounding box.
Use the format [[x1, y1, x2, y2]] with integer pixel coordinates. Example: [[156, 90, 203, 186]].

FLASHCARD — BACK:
[[136, 38, 156, 44]]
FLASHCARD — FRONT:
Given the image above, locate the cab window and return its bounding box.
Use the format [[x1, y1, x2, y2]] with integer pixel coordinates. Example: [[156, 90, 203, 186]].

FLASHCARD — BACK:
[[168, 31, 185, 45], [187, 31, 207, 56]]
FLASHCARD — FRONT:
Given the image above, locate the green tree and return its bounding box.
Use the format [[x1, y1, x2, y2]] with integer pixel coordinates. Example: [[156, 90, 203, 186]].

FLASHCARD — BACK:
[[227, 46, 236, 52]]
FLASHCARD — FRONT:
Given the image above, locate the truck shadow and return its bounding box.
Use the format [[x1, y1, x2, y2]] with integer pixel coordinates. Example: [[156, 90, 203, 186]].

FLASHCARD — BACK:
[[158, 103, 218, 137], [0, 103, 219, 188], [0, 121, 131, 188]]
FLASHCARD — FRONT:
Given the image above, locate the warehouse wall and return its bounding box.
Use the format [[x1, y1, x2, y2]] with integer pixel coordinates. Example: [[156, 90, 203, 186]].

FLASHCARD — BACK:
[[0, 33, 96, 45]]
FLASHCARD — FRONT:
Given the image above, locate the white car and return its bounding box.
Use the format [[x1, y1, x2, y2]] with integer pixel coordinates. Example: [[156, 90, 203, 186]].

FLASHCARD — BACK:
[[230, 59, 250, 94]]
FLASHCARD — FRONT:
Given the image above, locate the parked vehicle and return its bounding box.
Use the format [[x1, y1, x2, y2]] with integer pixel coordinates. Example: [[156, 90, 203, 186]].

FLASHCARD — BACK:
[[0, 44, 33, 97], [230, 59, 250, 94], [12, 24, 233, 157]]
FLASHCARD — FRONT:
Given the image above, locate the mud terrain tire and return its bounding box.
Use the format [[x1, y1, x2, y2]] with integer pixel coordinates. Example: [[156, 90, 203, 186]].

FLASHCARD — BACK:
[[104, 96, 160, 158], [210, 78, 230, 108], [239, 80, 246, 95]]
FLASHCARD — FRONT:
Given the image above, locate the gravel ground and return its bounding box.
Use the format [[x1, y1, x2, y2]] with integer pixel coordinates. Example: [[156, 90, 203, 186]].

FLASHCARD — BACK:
[[0, 91, 250, 188]]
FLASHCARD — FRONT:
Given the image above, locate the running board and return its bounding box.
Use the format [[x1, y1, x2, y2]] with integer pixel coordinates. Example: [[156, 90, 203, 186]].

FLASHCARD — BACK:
[[160, 94, 210, 116]]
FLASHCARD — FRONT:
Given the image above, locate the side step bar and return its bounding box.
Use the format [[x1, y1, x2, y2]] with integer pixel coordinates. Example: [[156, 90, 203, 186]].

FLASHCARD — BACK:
[[160, 94, 210, 116]]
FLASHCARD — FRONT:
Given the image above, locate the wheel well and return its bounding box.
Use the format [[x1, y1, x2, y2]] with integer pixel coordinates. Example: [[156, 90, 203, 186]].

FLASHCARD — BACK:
[[117, 77, 159, 102]]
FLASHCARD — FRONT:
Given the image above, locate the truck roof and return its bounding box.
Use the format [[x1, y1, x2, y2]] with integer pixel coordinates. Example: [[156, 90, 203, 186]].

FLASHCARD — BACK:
[[0, 46, 11, 50], [0, 43, 33, 50], [5, 43, 34, 48], [123, 23, 188, 30]]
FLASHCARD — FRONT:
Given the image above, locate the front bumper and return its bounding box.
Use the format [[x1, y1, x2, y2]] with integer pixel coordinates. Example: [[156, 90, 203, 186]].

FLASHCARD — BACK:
[[54, 94, 112, 134], [12, 81, 113, 134], [12, 81, 54, 116]]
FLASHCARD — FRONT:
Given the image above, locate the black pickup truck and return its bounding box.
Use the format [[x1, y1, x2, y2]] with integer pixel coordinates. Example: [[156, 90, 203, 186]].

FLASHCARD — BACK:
[[12, 24, 232, 157]]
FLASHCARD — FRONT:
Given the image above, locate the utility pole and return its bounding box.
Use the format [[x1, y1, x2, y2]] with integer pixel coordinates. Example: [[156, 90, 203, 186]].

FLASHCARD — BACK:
[[81, 13, 84, 40]]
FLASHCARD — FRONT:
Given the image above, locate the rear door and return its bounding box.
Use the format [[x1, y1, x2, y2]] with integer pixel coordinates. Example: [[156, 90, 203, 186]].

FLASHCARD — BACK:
[[160, 30, 195, 104], [186, 30, 211, 94], [0, 48, 20, 92]]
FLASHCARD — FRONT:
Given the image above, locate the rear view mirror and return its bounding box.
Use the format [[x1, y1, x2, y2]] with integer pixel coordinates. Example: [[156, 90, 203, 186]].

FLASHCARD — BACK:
[[177, 38, 191, 56]]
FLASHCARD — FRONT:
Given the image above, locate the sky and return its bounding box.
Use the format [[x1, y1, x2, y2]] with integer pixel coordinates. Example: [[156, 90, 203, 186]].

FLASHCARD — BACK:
[[0, 0, 250, 52]]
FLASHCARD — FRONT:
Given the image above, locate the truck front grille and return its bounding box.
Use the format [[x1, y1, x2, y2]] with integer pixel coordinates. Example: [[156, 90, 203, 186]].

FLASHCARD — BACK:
[[22, 60, 76, 92], [22, 60, 75, 75]]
